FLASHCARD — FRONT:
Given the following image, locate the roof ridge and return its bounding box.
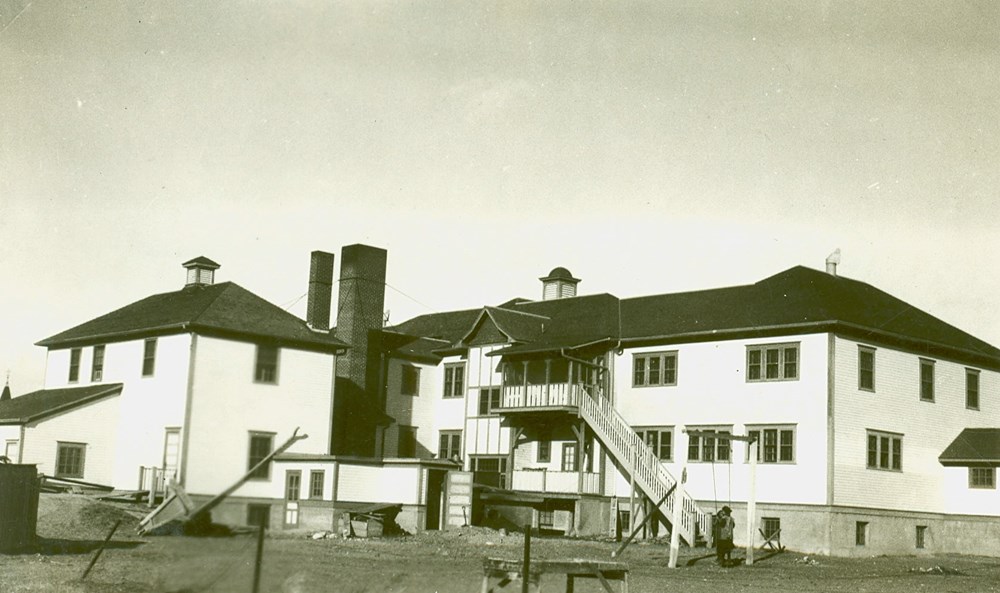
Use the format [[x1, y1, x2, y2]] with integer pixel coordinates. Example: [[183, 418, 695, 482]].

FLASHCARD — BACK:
[[485, 305, 550, 320]]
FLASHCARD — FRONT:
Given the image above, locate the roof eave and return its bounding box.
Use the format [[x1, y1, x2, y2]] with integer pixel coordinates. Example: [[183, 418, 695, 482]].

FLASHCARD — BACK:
[[2, 384, 124, 425]]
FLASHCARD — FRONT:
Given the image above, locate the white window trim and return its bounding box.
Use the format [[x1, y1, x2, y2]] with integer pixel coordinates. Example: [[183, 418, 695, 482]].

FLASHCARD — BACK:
[[866, 429, 903, 472], [634, 426, 674, 461], [632, 351, 678, 388], [858, 345, 876, 392], [746, 425, 797, 464], [685, 426, 733, 463], [746, 342, 799, 382]]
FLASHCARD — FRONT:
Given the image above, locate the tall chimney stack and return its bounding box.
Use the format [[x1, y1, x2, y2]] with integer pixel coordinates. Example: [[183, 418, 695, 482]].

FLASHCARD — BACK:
[[306, 251, 335, 331], [332, 244, 388, 456]]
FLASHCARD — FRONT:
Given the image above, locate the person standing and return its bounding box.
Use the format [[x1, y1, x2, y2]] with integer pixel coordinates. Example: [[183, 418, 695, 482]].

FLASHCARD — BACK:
[[716, 506, 735, 566]]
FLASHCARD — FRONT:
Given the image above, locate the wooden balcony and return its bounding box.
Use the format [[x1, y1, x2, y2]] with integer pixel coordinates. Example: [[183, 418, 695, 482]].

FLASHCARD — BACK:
[[501, 383, 597, 412], [511, 469, 601, 495]]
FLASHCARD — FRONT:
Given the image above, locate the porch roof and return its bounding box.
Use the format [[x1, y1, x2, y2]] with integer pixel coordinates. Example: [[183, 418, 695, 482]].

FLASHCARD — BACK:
[[939, 428, 1000, 466]]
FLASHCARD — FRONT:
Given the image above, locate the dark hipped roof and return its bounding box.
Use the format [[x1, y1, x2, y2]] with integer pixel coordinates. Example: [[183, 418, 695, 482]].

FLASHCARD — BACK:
[[0, 384, 123, 424], [37, 282, 348, 353], [939, 428, 1000, 466], [387, 266, 1000, 368]]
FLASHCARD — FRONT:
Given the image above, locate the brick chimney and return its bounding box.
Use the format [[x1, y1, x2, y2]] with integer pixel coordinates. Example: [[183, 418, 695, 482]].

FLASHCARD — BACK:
[[332, 244, 388, 456], [306, 251, 335, 331]]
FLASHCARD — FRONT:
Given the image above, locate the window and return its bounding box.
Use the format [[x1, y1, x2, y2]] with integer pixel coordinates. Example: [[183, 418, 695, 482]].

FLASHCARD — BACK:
[[471, 456, 507, 488], [856, 521, 868, 546], [91, 345, 105, 382], [919, 359, 935, 402], [538, 509, 555, 530], [635, 427, 673, 461], [5, 439, 19, 462], [858, 346, 875, 391], [915, 525, 927, 549], [761, 517, 781, 541], [632, 351, 678, 387], [309, 470, 324, 499], [55, 442, 86, 478], [966, 368, 980, 410], [247, 504, 271, 529], [142, 338, 157, 377], [401, 365, 420, 396], [248, 432, 275, 479], [537, 439, 551, 463], [255, 345, 279, 384], [443, 363, 465, 398], [285, 471, 301, 501], [747, 343, 798, 382], [438, 430, 461, 460], [561, 442, 578, 472], [478, 387, 501, 416], [398, 425, 417, 457], [747, 426, 796, 463], [866, 430, 902, 471], [68, 348, 81, 382], [687, 427, 731, 462], [969, 467, 995, 489]]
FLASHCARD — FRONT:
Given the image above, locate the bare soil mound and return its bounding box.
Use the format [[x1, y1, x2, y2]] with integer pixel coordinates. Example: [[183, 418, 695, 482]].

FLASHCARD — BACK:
[[35, 493, 146, 541]]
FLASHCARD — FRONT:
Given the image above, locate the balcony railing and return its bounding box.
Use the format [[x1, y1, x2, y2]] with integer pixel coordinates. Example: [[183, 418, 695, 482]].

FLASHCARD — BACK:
[[502, 383, 601, 409], [511, 469, 601, 495]]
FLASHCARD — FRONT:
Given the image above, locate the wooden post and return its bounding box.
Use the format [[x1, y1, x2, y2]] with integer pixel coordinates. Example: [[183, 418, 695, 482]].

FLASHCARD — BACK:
[[544, 359, 551, 406], [612, 483, 676, 558], [668, 429, 687, 569], [252, 524, 266, 593], [522, 524, 531, 593], [147, 467, 157, 508], [522, 361, 529, 406], [745, 438, 758, 566], [81, 519, 121, 580]]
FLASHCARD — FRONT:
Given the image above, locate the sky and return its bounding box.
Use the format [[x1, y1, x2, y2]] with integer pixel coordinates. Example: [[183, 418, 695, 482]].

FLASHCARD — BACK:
[[1, 1, 998, 394]]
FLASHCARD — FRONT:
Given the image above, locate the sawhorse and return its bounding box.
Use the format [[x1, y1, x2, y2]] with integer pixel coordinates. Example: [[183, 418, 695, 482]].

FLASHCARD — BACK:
[[481, 558, 629, 593]]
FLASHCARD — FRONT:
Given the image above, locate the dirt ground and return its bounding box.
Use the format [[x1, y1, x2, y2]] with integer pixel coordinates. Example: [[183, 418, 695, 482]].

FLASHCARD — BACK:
[[1, 494, 999, 593]]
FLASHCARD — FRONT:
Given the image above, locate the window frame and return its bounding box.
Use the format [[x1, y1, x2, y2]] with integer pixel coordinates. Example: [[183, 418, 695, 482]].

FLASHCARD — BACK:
[[247, 432, 275, 480], [746, 343, 799, 382], [477, 387, 502, 416], [858, 346, 875, 392], [855, 521, 868, 546], [632, 351, 678, 387], [285, 470, 302, 502], [401, 364, 421, 397], [866, 429, 903, 472], [68, 348, 82, 383], [746, 425, 796, 464], [254, 344, 280, 384], [686, 426, 732, 463], [443, 362, 466, 398], [142, 338, 157, 377], [537, 438, 551, 463], [635, 426, 673, 461], [969, 467, 996, 489], [915, 525, 927, 549], [561, 442, 578, 472], [55, 441, 86, 479], [966, 368, 980, 410], [309, 470, 325, 499], [919, 358, 935, 402], [438, 430, 462, 460], [91, 344, 106, 382]]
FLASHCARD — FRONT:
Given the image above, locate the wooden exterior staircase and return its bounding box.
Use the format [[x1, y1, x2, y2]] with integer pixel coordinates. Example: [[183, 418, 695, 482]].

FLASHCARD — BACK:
[[579, 391, 712, 546]]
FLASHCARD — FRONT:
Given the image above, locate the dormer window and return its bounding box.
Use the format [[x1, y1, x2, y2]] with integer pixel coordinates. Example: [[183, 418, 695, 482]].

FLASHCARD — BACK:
[[182, 256, 221, 287]]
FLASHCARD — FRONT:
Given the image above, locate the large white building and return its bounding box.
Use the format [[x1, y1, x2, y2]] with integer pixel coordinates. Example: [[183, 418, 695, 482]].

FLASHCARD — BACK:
[[377, 259, 1000, 556], [2, 246, 997, 555]]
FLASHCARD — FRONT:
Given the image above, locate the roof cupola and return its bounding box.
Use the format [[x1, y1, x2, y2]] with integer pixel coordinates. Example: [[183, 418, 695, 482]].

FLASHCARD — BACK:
[[182, 256, 220, 287], [540, 267, 580, 300]]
